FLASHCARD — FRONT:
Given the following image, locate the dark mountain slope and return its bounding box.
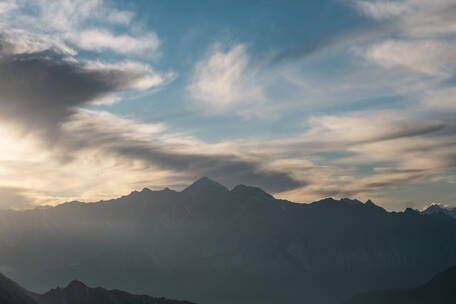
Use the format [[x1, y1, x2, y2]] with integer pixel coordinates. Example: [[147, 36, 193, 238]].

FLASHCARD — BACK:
[[0, 273, 38, 304], [39, 279, 195, 304], [1, 177, 456, 304], [0, 273, 194, 304], [345, 265, 456, 304]]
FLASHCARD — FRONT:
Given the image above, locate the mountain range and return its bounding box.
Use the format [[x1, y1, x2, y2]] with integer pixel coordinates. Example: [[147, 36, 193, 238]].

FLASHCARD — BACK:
[[1, 177, 456, 304], [0, 272, 194, 304]]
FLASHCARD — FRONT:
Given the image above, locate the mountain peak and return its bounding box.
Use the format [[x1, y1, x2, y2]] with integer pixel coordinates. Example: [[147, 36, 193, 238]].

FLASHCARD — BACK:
[[65, 280, 87, 290], [231, 184, 274, 201], [421, 203, 456, 219], [423, 203, 453, 213], [182, 177, 228, 194], [311, 197, 339, 206], [365, 199, 386, 211], [404, 207, 420, 215], [340, 198, 363, 206]]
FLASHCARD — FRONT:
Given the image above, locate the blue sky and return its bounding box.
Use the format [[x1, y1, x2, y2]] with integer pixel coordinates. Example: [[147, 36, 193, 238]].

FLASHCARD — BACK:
[[0, 0, 455, 211], [103, 0, 368, 140]]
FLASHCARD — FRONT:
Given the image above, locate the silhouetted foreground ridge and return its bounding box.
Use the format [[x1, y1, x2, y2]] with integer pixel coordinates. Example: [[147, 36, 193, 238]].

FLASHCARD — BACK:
[[0, 273, 195, 304], [345, 265, 456, 304]]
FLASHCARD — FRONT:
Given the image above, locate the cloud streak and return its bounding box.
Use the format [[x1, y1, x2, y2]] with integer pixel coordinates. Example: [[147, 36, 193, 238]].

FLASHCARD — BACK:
[[0, 0, 157, 56], [62, 110, 304, 193]]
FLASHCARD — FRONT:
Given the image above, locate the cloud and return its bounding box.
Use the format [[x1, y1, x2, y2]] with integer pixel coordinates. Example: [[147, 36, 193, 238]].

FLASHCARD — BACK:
[[297, 111, 453, 165], [188, 43, 265, 115], [85, 60, 174, 90], [89, 94, 122, 106], [355, 0, 416, 20], [264, 109, 456, 204], [0, 30, 76, 56], [0, 0, 159, 56], [69, 30, 160, 55], [268, 23, 396, 65], [265, 1, 456, 67], [279, 169, 435, 203], [0, 1, 17, 15], [0, 106, 304, 208], [60, 109, 304, 193], [0, 45, 168, 140], [420, 87, 456, 111], [299, 114, 446, 149], [26, 0, 133, 30], [355, 0, 456, 37], [351, 0, 456, 84], [350, 0, 456, 115], [358, 39, 456, 77]]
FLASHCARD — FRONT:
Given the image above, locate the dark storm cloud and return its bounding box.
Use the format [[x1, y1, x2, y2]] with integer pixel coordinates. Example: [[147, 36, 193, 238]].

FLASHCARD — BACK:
[[0, 43, 149, 140], [0, 37, 303, 193]]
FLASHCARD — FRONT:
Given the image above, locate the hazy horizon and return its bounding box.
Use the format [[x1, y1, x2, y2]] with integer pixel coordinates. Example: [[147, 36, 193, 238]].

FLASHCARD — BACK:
[[0, 176, 449, 213]]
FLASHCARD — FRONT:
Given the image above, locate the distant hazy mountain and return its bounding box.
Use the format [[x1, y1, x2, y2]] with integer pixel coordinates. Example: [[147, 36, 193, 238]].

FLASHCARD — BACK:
[[0, 272, 194, 304], [1, 177, 456, 304], [344, 265, 456, 304], [422, 203, 456, 219]]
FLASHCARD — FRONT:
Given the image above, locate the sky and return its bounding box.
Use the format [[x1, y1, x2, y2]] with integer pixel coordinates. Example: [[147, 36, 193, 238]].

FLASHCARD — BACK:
[[0, 0, 455, 211]]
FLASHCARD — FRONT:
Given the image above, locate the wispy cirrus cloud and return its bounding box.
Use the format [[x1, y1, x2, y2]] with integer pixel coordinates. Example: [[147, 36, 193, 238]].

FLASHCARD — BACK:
[[68, 30, 160, 55], [188, 43, 267, 116], [355, 0, 417, 20], [0, 0, 157, 56], [358, 39, 456, 77], [355, 0, 456, 38]]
